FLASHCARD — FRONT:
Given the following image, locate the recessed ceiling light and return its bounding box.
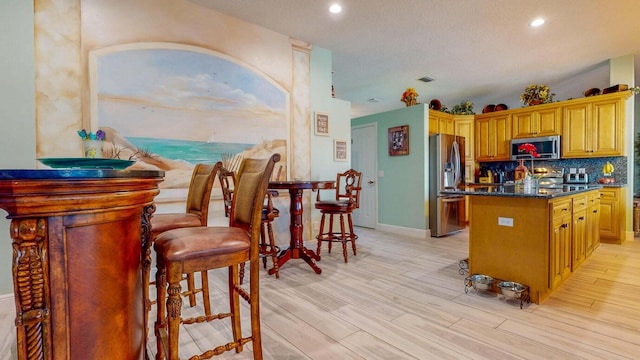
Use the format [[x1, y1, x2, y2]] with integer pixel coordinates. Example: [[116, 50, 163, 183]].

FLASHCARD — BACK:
[[329, 4, 342, 14], [530, 18, 545, 27], [368, 98, 382, 103], [418, 76, 434, 83]]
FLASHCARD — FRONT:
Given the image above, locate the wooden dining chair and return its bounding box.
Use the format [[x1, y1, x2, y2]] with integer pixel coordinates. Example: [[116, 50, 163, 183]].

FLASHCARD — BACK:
[[154, 154, 279, 360], [315, 169, 362, 263], [147, 162, 221, 316]]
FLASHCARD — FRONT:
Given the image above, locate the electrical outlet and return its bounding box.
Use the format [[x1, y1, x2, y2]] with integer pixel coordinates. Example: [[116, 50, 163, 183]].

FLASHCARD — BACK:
[[313, 220, 319, 231], [498, 217, 514, 227]]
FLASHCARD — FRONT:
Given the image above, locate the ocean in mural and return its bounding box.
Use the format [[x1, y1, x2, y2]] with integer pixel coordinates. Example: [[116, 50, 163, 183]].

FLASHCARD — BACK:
[[127, 137, 254, 165]]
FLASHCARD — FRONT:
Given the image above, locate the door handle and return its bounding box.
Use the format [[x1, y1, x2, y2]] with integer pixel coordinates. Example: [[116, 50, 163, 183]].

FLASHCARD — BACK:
[[367, 180, 375, 185]]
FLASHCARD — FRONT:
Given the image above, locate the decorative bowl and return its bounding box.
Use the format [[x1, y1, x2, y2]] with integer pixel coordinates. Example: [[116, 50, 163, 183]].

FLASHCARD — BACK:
[[469, 274, 494, 290], [494, 103, 508, 111], [38, 158, 135, 170], [497, 281, 526, 298], [598, 177, 615, 184], [429, 99, 442, 111], [584, 88, 601, 97], [482, 104, 495, 113]]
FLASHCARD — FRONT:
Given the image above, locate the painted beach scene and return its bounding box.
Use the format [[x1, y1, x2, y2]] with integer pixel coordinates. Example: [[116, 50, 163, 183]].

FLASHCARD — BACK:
[[95, 45, 288, 188]]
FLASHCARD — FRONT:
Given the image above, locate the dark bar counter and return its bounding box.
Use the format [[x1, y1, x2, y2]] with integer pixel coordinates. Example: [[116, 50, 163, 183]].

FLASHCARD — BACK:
[[0, 169, 164, 360]]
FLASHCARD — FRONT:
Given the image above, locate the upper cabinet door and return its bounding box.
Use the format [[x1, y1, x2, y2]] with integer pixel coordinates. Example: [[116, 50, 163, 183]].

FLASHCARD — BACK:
[[561, 95, 625, 158], [475, 113, 511, 161], [511, 106, 561, 139], [591, 98, 623, 155], [562, 103, 591, 157]]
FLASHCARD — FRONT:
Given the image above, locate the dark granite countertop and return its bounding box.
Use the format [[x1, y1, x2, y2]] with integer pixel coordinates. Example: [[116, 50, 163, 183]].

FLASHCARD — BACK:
[[0, 169, 164, 180], [444, 184, 603, 199]]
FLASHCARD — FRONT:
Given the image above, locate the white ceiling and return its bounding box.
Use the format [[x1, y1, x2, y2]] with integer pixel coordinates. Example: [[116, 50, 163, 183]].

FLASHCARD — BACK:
[[190, 0, 640, 118]]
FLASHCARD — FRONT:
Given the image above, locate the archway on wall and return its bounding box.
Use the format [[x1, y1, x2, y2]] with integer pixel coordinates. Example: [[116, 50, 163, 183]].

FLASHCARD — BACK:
[[88, 42, 290, 189]]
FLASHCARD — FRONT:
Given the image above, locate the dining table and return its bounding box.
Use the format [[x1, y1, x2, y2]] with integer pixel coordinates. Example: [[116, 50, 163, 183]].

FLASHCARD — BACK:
[[268, 180, 335, 274]]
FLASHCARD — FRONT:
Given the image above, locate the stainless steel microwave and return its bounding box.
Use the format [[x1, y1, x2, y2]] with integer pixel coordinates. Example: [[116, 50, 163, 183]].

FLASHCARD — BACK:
[[510, 135, 560, 160]]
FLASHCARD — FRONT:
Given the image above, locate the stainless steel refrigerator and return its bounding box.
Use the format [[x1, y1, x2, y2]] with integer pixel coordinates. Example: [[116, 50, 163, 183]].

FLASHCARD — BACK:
[[429, 133, 466, 237]]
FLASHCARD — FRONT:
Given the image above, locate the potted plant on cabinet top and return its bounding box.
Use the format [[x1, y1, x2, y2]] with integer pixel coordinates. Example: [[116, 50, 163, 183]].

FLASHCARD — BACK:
[[448, 100, 475, 115], [520, 84, 555, 106]]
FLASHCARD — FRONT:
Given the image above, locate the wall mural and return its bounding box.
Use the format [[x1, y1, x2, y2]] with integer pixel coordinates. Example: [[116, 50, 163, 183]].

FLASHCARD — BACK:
[[90, 43, 289, 188]]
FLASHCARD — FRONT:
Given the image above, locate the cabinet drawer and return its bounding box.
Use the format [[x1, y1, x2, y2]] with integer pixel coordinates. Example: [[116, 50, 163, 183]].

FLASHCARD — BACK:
[[552, 200, 572, 218], [600, 188, 618, 201], [573, 195, 588, 212]]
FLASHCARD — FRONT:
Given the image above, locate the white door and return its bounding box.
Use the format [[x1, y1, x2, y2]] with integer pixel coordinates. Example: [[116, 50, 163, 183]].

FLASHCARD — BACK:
[[351, 123, 377, 228]]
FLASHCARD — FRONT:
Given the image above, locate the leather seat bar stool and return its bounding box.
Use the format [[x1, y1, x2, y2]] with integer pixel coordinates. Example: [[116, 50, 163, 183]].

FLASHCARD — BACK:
[[148, 162, 221, 318], [221, 165, 282, 283], [315, 169, 362, 263], [154, 154, 279, 360]]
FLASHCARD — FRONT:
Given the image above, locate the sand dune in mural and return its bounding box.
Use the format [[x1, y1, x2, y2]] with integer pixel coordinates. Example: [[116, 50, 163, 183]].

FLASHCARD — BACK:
[[101, 127, 286, 189]]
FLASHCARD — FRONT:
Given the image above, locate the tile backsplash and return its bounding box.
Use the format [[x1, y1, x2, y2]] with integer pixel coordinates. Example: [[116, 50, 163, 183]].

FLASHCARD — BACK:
[[479, 156, 627, 184]]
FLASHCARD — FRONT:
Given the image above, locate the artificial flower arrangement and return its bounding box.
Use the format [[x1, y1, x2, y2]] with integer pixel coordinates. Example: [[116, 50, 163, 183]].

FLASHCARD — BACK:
[[518, 143, 539, 158], [77, 129, 106, 141], [401, 87, 419, 106], [448, 100, 475, 115], [518, 143, 541, 185], [78, 129, 106, 158], [520, 84, 555, 106]]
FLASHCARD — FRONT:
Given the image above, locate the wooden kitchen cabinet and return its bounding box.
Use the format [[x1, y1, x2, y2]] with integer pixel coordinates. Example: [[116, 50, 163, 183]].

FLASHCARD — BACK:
[[475, 113, 511, 161], [550, 198, 572, 290], [571, 195, 588, 271], [429, 110, 454, 135], [599, 187, 624, 244], [562, 93, 626, 158], [586, 191, 601, 256], [454, 114, 475, 183], [454, 114, 475, 223], [511, 105, 561, 139], [467, 189, 599, 304]]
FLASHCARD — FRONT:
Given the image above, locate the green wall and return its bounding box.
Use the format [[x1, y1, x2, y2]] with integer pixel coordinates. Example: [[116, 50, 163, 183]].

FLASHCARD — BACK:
[[0, 0, 36, 295], [352, 104, 429, 230]]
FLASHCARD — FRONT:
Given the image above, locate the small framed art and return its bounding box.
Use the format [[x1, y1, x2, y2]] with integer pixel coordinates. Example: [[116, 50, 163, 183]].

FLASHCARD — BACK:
[[314, 112, 329, 136], [334, 139, 348, 161], [388, 125, 409, 156]]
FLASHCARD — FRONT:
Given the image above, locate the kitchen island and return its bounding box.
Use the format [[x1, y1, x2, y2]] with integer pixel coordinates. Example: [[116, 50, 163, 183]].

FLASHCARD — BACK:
[[445, 184, 602, 304]]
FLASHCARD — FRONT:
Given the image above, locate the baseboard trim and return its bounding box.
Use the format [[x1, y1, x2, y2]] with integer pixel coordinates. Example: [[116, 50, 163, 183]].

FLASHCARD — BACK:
[[376, 223, 429, 238], [0, 293, 14, 306]]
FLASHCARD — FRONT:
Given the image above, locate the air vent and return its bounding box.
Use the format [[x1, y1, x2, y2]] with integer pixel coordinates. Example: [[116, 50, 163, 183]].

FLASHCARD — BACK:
[[418, 76, 434, 83]]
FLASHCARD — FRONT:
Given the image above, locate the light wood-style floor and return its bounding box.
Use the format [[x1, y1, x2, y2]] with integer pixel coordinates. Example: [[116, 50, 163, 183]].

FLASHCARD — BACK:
[[1, 228, 640, 359]]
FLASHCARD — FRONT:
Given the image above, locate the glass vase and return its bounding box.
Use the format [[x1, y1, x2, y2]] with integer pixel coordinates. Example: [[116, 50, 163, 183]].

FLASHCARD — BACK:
[[83, 140, 103, 158], [523, 175, 534, 192]]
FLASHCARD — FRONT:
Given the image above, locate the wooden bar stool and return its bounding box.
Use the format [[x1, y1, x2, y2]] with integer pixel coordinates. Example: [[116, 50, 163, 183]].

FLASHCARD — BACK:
[[154, 154, 279, 360], [219, 166, 281, 282], [147, 162, 221, 324], [315, 169, 362, 263]]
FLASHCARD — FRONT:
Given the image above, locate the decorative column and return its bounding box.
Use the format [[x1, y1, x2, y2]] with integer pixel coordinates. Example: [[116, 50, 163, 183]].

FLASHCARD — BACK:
[[290, 39, 313, 239]]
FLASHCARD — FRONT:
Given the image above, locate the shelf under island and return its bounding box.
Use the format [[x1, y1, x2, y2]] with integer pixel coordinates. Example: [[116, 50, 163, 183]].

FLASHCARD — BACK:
[[444, 184, 602, 304]]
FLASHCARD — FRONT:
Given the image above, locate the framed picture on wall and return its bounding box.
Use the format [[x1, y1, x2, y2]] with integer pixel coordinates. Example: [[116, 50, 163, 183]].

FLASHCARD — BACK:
[[334, 139, 348, 161], [388, 125, 409, 156], [314, 112, 329, 136]]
